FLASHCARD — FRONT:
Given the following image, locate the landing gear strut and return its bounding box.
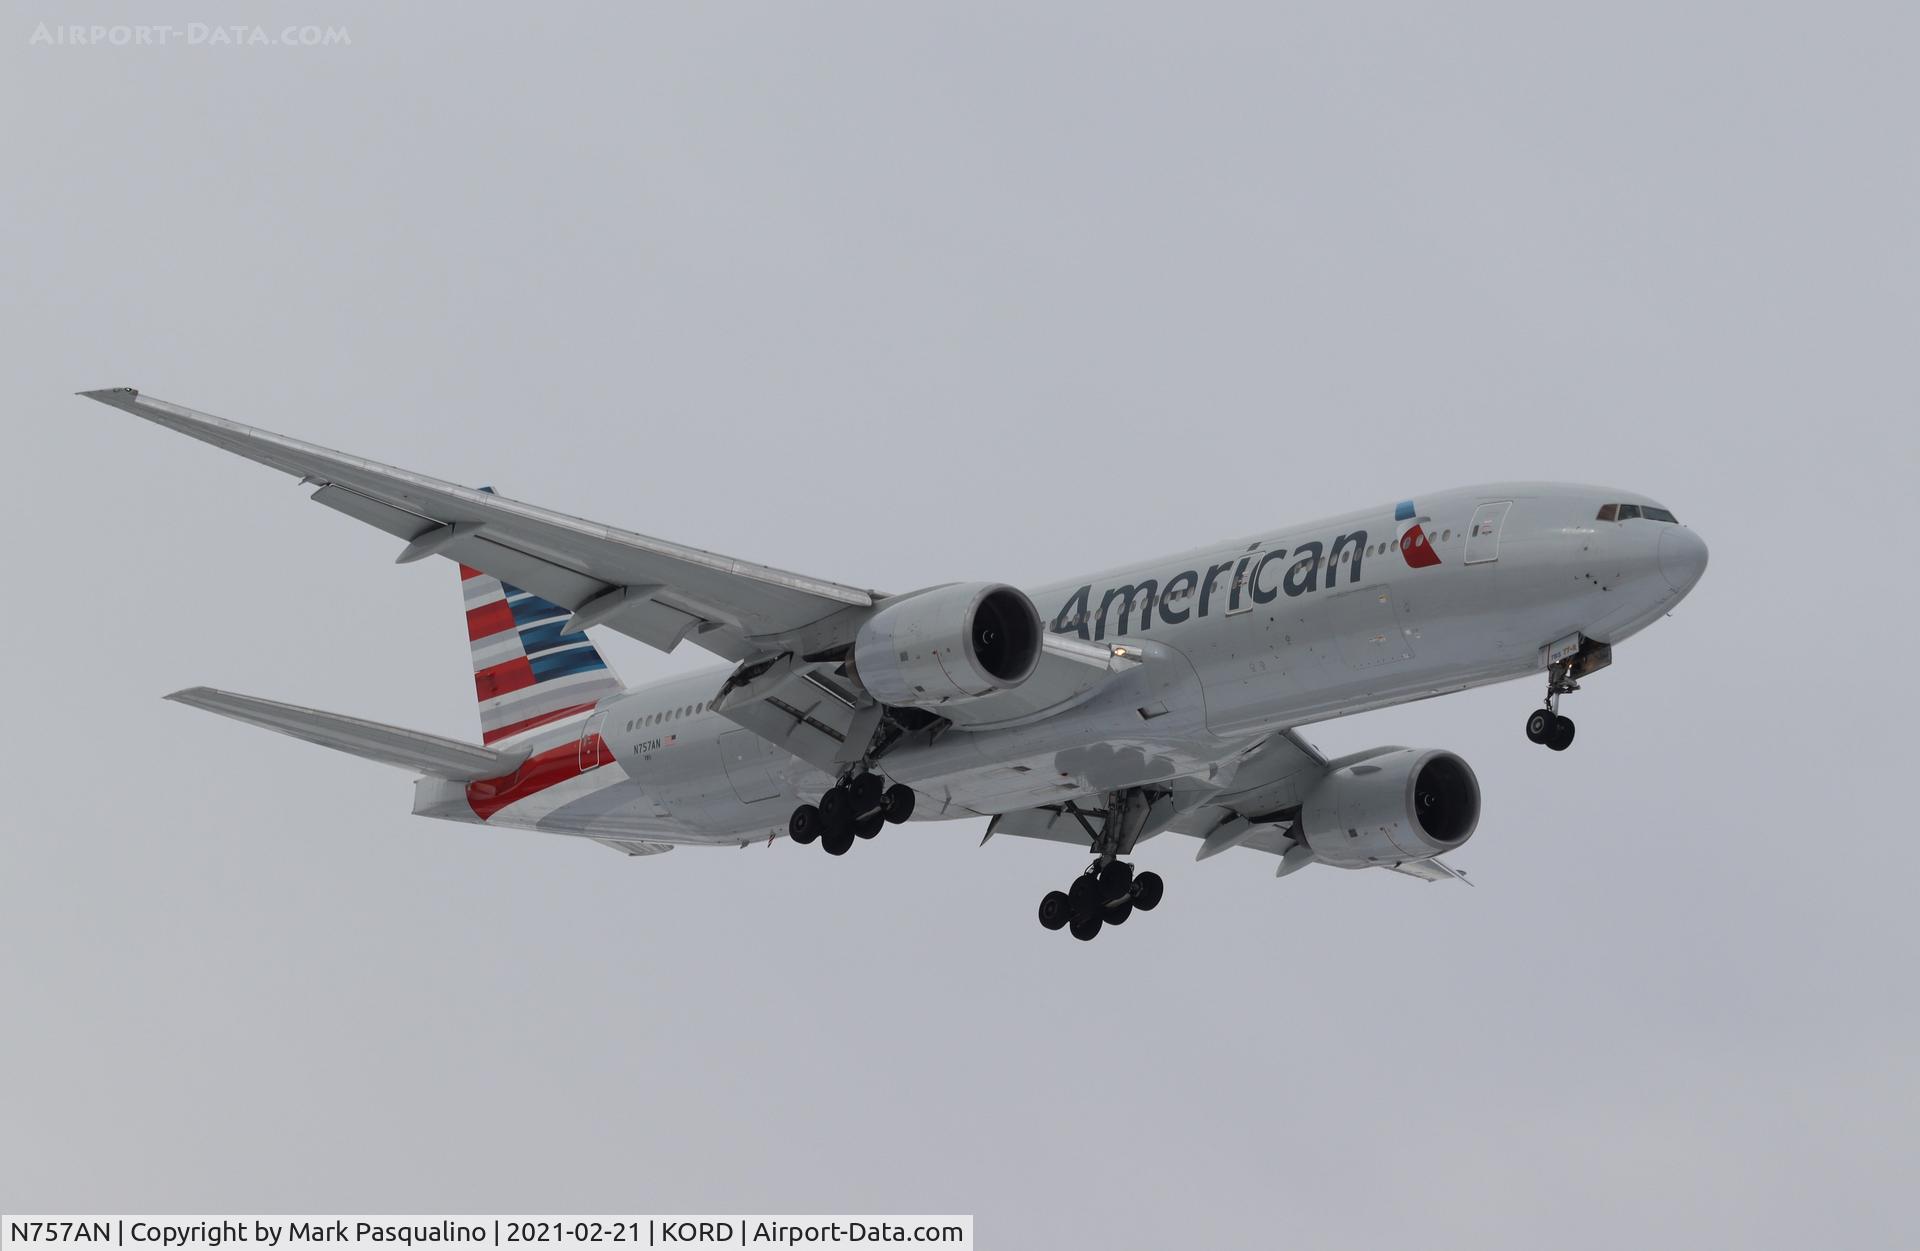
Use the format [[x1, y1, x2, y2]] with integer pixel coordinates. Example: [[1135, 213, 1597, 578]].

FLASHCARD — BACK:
[[789, 770, 915, 855], [1035, 789, 1167, 940], [1525, 661, 1578, 751]]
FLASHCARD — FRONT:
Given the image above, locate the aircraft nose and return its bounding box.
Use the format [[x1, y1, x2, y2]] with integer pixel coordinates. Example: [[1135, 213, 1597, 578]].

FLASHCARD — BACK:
[[1658, 526, 1709, 593]]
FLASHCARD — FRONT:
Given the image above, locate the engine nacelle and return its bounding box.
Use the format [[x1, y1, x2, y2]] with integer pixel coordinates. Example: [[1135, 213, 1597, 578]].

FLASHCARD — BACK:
[[850, 582, 1044, 707], [1299, 748, 1480, 868]]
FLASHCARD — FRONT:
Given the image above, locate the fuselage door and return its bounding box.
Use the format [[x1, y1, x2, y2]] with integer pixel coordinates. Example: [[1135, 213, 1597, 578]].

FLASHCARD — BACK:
[[718, 729, 783, 803], [1464, 500, 1512, 565], [579, 710, 608, 769]]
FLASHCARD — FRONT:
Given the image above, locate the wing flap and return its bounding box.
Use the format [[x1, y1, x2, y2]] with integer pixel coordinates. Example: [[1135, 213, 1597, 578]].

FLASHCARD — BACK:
[[1384, 857, 1471, 884], [592, 838, 676, 857], [166, 686, 528, 780]]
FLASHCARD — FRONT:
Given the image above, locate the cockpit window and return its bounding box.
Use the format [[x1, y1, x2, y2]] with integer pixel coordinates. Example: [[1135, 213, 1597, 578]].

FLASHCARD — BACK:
[[1597, 503, 1679, 523]]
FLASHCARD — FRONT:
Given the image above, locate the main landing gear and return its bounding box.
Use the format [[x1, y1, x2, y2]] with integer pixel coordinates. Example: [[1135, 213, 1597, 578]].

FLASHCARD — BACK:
[[1038, 861, 1164, 942], [1525, 661, 1579, 751], [787, 771, 915, 856], [1035, 788, 1167, 941]]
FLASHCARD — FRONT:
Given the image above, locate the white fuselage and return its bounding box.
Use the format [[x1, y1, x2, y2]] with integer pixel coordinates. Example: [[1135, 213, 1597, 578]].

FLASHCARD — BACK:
[[457, 483, 1707, 844]]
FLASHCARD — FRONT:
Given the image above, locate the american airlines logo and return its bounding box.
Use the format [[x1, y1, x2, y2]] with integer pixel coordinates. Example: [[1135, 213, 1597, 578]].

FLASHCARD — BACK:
[[1051, 501, 1442, 642], [1395, 499, 1442, 569]]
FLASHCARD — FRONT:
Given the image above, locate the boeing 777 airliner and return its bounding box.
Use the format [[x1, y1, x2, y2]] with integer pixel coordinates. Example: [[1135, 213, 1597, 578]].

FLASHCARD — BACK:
[[82, 388, 1708, 939]]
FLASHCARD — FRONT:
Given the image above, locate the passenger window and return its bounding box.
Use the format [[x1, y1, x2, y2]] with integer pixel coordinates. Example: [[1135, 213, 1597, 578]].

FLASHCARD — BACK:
[[1596, 504, 1618, 522]]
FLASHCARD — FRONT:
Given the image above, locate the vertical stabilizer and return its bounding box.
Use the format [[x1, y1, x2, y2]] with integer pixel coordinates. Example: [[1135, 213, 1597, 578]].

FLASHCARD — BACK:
[[461, 563, 624, 750]]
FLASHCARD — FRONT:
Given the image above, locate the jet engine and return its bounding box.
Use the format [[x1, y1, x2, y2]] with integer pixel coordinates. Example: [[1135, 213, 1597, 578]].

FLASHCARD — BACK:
[[850, 582, 1043, 707], [1298, 748, 1480, 868]]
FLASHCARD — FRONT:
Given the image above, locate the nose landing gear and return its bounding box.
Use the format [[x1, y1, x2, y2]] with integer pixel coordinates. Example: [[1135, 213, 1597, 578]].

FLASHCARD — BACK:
[[788, 771, 916, 855], [1525, 661, 1579, 751]]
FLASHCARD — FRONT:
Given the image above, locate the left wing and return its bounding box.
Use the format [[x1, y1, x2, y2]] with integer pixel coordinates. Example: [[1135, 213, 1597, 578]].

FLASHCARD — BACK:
[[85, 388, 1178, 763], [82, 388, 878, 662]]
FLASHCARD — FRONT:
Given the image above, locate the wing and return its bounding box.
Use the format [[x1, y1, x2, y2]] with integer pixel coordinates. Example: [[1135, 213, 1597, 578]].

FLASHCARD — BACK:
[[82, 388, 878, 662]]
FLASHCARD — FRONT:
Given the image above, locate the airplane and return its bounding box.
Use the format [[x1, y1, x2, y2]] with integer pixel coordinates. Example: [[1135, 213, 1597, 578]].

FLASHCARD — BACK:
[[79, 388, 1709, 940]]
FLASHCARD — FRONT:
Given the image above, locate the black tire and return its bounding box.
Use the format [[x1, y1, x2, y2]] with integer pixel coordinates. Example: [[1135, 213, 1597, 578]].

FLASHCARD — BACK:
[[1548, 715, 1576, 752], [1038, 890, 1071, 931], [882, 783, 916, 824], [853, 812, 884, 840], [1131, 871, 1164, 912], [1069, 915, 1103, 942], [821, 829, 855, 856], [788, 803, 821, 845], [1067, 872, 1101, 921], [1526, 708, 1555, 744], [1105, 899, 1133, 926], [1098, 860, 1134, 900], [819, 787, 851, 834], [850, 771, 884, 819]]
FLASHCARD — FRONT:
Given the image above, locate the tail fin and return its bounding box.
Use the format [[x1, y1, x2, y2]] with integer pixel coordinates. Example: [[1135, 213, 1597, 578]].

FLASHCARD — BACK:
[[462, 562, 623, 748]]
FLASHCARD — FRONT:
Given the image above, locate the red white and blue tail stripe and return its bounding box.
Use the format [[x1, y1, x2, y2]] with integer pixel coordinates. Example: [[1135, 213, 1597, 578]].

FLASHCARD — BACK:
[[462, 564, 623, 751]]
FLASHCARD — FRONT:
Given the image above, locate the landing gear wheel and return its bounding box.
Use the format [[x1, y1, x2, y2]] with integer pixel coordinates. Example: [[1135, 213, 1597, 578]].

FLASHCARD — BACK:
[[1067, 872, 1102, 919], [788, 803, 821, 846], [853, 812, 884, 840], [1105, 899, 1134, 926], [819, 787, 850, 835], [1525, 708, 1556, 744], [1547, 715, 1576, 751], [849, 771, 884, 819], [1131, 871, 1164, 912], [1099, 860, 1134, 898], [882, 783, 916, 824], [821, 829, 855, 856], [1038, 891, 1070, 931], [1069, 915, 1103, 942]]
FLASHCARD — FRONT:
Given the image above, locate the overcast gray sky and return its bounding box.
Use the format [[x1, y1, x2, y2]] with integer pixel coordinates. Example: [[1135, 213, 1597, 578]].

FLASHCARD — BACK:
[[4, 3, 1916, 1246]]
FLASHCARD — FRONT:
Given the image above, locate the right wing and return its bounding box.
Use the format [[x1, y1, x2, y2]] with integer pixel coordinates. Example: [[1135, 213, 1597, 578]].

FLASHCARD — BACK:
[[83, 388, 879, 663]]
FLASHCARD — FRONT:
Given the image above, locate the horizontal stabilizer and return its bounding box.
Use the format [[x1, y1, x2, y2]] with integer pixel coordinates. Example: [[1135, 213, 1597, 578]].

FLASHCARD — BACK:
[[166, 687, 529, 780]]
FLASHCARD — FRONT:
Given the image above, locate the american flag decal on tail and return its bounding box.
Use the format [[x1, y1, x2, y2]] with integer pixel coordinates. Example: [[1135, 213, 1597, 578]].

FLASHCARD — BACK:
[[462, 564, 624, 750]]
